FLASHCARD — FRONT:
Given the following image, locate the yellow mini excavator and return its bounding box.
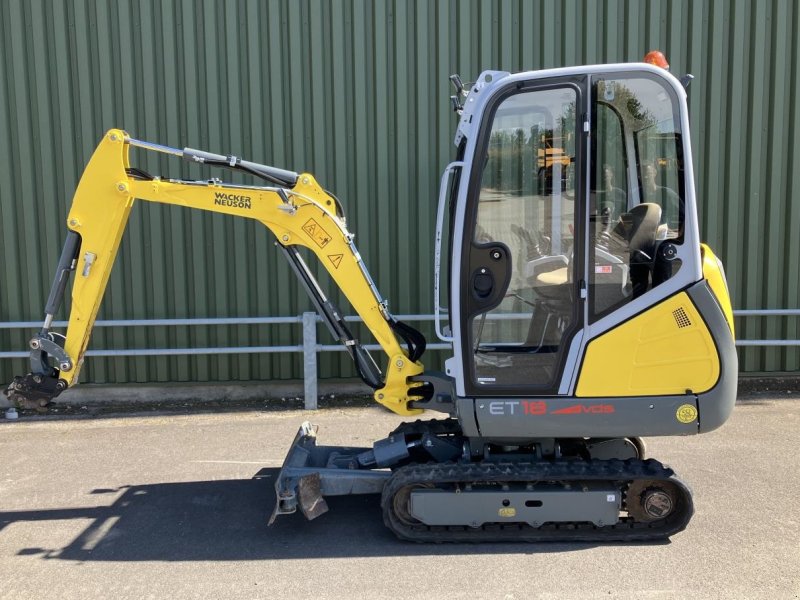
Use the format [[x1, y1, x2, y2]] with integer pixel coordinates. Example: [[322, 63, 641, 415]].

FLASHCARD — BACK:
[[6, 59, 736, 542]]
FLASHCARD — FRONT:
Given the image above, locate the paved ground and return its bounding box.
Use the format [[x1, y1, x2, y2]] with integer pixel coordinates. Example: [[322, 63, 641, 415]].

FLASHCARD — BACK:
[[0, 398, 798, 599]]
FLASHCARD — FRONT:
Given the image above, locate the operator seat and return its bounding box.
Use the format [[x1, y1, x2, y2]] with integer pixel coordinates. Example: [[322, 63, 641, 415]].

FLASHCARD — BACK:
[[613, 202, 661, 298]]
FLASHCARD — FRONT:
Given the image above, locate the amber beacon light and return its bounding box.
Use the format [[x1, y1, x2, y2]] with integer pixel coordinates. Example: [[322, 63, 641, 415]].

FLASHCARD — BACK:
[[644, 50, 670, 69]]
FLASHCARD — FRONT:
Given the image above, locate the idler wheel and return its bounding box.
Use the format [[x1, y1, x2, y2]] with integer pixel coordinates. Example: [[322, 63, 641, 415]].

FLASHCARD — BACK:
[[626, 480, 678, 522]]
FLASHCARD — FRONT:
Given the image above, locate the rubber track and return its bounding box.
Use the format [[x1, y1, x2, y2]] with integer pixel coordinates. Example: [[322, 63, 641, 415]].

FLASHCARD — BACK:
[[381, 458, 693, 543]]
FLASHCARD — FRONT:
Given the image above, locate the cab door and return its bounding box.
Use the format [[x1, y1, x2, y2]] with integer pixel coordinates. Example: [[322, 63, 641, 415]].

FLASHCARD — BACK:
[[453, 76, 588, 397]]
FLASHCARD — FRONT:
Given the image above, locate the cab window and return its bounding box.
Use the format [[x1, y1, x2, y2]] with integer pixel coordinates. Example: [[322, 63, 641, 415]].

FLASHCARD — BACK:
[[468, 86, 580, 388], [590, 75, 685, 321]]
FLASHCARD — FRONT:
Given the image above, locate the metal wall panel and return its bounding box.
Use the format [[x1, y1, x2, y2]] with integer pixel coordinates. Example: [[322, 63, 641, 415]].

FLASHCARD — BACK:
[[1, 0, 798, 385]]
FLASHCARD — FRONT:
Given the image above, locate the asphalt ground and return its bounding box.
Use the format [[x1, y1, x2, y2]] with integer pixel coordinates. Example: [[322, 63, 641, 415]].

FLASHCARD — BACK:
[[0, 398, 798, 599]]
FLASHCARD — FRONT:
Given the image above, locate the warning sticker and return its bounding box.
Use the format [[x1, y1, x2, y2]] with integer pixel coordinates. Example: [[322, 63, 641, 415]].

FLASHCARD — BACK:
[[302, 218, 332, 248], [595, 265, 613, 274], [498, 507, 516, 518], [328, 254, 343, 269], [676, 403, 698, 424]]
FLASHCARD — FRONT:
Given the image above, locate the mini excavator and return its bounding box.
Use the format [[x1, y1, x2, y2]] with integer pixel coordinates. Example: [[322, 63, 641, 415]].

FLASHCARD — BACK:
[[6, 59, 736, 542]]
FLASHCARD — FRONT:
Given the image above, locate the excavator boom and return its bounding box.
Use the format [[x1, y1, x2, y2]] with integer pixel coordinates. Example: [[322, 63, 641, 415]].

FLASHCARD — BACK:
[[5, 130, 426, 415]]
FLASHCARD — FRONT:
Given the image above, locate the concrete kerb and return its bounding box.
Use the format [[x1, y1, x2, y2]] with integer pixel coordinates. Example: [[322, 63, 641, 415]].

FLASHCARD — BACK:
[[1, 376, 797, 414], [0, 380, 374, 411], [736, 375, 800, 395]]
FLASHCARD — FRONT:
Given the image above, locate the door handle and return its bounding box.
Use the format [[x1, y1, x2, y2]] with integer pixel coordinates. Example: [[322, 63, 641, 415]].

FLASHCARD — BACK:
[[471, 269, 494, 299]]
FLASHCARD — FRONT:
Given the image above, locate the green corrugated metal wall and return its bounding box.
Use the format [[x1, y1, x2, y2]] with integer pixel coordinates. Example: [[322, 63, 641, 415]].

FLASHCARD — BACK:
[[1, 0, 798, 385]]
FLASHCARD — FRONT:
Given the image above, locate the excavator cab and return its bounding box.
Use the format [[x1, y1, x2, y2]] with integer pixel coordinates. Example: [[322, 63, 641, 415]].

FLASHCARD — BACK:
[[436, 64, 736, 440]]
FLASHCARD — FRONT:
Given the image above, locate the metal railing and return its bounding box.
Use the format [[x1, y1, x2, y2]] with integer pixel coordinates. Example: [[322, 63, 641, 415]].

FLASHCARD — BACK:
[[0, 309, 797, 409], [728, 310, 800, 347], [0, 314, 452, 410]]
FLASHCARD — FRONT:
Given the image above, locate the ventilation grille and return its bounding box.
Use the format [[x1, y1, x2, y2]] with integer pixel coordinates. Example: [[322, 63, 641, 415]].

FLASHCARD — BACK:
[[673, 307, 692, 328]]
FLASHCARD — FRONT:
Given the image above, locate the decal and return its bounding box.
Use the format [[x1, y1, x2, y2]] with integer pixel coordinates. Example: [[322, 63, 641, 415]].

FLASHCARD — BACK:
[[595, 265, 613, 274], [214, 191, 252, 209], [498, 507, 516, 518], [489, 401, 515, 415], [302, 218, 332, 248], [328, 254, 343, 269], [676, 403, 698, 424], [522, 400, 547, 415], [485, 400, 616, 416], [550, 404, 615, 415]]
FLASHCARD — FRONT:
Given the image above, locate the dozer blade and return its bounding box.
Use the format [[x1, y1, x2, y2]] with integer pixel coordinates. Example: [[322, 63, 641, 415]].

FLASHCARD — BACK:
[[268, 421, 389, 525], [269, 422, 320, 524]]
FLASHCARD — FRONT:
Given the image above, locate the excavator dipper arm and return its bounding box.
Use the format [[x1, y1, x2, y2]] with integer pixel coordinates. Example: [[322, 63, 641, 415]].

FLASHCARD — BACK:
[[5, 130, 425, 415]]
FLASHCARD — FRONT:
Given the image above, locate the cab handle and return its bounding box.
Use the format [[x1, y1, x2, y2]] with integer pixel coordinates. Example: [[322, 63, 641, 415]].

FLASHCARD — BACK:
[[434, 161, 463, 342]]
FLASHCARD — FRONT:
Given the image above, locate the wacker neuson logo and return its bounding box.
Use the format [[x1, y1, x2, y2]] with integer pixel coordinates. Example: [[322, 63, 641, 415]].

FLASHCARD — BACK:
[[214, 192, 252, 209]]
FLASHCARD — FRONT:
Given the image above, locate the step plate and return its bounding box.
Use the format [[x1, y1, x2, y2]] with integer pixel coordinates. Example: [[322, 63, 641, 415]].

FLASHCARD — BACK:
[[410, 485, 620, 527]]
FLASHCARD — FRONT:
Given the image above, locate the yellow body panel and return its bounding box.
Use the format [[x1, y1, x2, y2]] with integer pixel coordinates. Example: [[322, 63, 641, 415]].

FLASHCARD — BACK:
[[62, 131, 134, 382], [59, 130, 423, 415], [576, 292, 720, 397], [700, 244, 735, 337]]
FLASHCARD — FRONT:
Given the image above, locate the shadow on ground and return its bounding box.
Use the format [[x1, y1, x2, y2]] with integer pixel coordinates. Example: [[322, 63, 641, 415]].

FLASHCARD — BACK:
[[0, 469, 610, 560]]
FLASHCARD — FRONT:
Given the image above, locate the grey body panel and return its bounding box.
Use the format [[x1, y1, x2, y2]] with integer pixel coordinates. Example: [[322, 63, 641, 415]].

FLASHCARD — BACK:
[[456, 396, 480, 437], [688, 282, 738, 433], [410, 485, 620, 527], [469, 395, 698, 440]]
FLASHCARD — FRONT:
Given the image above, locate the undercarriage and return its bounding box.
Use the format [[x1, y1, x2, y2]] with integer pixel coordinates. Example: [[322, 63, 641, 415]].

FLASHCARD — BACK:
[[270, 419, 693, 542]]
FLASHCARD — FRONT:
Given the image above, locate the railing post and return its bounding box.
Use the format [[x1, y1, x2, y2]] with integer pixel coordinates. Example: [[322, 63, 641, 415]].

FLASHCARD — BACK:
[[302, 312, 318, 410]]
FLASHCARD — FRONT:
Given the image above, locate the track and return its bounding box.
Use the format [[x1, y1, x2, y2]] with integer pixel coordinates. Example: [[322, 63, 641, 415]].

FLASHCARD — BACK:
[[381, 458, 693, 543]]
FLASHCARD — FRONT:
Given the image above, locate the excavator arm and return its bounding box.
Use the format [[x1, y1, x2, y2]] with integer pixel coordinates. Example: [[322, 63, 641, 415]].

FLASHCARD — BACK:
[[5, 129, 426, 415]]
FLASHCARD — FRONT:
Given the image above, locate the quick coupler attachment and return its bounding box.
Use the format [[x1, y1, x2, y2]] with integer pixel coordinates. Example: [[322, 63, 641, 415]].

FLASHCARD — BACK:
[[6, 329, 73, 409], [4, 372, 66, 409], [268, 422, 390, 525], [6, 331, 72, 409], [3, 331, 74, 409]]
